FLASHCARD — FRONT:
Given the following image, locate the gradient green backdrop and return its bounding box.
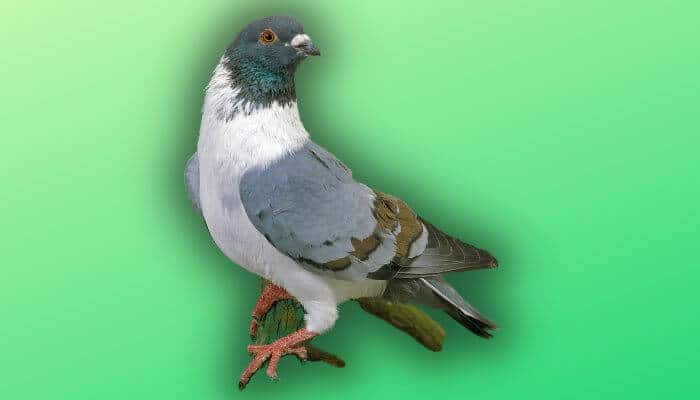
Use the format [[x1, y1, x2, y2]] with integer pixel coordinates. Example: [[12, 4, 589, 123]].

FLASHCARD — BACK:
[[2, 1, 699, 398]]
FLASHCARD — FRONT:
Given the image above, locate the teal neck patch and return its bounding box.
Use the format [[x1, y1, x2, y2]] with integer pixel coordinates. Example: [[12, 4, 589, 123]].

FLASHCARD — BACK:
[[223, 47, 297, 116]]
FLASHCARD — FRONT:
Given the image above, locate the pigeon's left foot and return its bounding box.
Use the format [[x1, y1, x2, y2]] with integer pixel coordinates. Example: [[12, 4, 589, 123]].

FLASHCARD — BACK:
[[238, 328, 317, 389], [249, 283, 294, 339]]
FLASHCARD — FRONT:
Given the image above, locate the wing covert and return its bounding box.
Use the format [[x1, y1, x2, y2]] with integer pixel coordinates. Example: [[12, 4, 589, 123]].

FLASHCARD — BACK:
[[239, 142, 425, 280]]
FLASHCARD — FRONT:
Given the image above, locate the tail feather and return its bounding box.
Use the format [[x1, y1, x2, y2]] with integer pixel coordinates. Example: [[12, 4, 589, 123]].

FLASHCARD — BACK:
[[419, 277, 497, 339]]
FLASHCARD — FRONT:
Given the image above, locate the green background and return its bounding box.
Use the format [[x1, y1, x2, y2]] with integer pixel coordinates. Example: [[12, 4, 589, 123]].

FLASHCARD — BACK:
[[2, 1, 699, 398]]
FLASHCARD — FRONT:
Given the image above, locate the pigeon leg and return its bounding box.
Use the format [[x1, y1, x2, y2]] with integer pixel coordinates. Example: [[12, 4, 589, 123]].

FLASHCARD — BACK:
[[239, 328, 317, 388], [249, 283, 294, 339]]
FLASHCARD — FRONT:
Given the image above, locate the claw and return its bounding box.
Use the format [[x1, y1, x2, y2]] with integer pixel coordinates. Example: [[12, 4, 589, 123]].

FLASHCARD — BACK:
[[238, 328, 316, 388], [249, 317, 259, 339]]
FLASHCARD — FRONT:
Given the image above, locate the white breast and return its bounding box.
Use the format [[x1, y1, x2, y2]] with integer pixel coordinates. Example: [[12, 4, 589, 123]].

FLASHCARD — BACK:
[[197, 63, 309, 279]]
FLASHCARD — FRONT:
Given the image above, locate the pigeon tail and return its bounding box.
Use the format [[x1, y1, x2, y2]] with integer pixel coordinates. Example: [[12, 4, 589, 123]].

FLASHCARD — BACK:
[[418, 277, 497, 339]]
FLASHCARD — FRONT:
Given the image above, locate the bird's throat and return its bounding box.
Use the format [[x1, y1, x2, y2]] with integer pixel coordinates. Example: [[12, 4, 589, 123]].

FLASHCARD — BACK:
[[224, 57, 297, 110]]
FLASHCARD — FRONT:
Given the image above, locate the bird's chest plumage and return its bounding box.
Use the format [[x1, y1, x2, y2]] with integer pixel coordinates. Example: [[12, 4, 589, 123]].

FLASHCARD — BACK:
[[196, 101, 309, 279]]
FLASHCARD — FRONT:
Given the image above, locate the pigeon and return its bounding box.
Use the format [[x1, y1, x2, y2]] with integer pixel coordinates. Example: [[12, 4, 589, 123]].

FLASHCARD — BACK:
[[185, 15, 499, 387]]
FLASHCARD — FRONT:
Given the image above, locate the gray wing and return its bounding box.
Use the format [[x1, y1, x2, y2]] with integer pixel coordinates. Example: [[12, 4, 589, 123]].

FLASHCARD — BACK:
[[239, 142, 497, 281], [184, 153, 201, 215], [240, 142, 424, 280]]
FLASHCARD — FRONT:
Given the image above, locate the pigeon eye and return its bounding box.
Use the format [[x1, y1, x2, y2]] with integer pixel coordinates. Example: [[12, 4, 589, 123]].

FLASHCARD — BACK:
[[259, 29, 277, 44]]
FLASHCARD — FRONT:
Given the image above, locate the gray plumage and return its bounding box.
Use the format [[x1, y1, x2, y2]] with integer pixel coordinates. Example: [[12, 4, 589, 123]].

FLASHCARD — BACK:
[[238, 142, 394, 281], [184, 153, 201, 215], [394, 221, 498, 278], [383, 276, 496, 338], [185, 14, 499, 341], [186, 143, 499, 337]]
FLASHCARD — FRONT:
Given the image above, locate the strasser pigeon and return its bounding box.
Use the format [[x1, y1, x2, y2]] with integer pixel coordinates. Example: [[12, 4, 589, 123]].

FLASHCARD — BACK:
[[185, 15, 499, 387]]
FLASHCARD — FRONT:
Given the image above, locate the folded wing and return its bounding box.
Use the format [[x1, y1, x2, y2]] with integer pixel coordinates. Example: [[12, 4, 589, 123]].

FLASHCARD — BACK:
[[239, 141, 497, 281]]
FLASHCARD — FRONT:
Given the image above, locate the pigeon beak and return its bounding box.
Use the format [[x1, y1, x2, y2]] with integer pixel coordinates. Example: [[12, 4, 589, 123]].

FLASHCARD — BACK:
[[290, 34, 321, 57]]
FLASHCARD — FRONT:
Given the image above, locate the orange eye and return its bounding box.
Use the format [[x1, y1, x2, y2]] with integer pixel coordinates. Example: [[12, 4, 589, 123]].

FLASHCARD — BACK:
[[259, 29, 277, 44]]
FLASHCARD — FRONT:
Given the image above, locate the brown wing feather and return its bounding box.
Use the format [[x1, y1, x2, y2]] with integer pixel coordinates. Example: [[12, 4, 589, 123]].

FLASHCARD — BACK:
[[309, 190, 497, 281], [372, 192, 424, 261]]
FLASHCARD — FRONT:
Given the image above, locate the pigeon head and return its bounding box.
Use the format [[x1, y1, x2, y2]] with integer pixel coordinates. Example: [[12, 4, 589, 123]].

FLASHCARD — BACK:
[[222, 15, 319, 107]]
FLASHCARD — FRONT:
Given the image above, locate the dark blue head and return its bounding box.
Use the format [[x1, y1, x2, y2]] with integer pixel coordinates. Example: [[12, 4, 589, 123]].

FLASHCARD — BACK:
[[223, 15, 320, 107]]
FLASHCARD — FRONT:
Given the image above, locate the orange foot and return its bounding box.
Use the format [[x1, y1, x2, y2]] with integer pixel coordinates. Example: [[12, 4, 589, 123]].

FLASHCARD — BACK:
[[239, 328, 317, 389], [248, 283, 293, 339]]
